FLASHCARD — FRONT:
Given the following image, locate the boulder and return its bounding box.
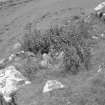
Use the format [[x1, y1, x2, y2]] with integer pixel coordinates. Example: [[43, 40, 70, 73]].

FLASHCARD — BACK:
[[0, 65, 31, 102]]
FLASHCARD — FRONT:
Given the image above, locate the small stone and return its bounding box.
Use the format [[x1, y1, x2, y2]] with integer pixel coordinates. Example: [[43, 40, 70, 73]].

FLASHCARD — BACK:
[[8, 54, 15, 61], [101, 33, 104, 37], [13, 42, 21, 50], [40, 53, 49, 67], [43, 80, 65, 93], [92, 36, 98, 39], [0, 58, 5, 64]]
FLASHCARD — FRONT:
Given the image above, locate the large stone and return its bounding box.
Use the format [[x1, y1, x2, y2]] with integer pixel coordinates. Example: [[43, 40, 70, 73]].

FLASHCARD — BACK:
[[94, 2, 105, 11], [0, 65, 31, 102]]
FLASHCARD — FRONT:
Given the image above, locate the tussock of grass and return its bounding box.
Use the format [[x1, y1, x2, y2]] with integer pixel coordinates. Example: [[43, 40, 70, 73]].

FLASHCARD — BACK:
[[21, 19, 94, 75]]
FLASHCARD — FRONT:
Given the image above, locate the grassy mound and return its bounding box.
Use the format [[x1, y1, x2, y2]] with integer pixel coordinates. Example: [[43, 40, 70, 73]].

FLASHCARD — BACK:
[[21, 19, 94, 75]]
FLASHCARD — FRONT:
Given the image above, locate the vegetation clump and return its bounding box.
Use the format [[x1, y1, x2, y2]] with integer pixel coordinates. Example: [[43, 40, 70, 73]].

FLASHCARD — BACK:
[[21, 19, 93, 74]]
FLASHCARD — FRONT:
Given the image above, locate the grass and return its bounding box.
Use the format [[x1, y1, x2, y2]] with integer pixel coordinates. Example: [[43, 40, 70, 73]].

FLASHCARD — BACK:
[[47, 72, 105, 105], [16, 18, 105, 105], [21, 19, 94, 75]]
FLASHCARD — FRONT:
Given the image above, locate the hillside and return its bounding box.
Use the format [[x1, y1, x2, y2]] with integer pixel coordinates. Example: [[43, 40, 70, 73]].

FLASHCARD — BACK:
[[0, 0, 105, 105]]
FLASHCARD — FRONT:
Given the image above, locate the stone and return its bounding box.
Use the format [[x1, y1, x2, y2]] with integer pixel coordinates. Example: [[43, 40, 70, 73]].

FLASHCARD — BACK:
[[94, 2, 105, 11], [43, 80, 64, 93], [40, 53, 50, 67], [0, 58, 5, 64], [0, 65, 31, 102], [8, 54, 15, 61], [13, 42, 21, 50]]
